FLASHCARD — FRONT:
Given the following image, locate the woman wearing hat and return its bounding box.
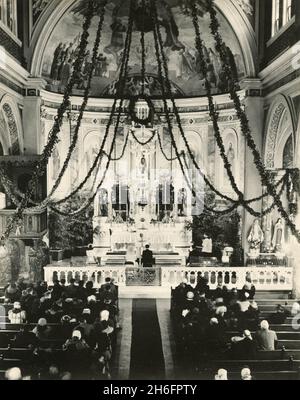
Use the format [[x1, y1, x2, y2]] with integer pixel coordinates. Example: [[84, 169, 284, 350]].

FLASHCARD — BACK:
[[8, 302, 27, 324], [62, 330, 91, 379]]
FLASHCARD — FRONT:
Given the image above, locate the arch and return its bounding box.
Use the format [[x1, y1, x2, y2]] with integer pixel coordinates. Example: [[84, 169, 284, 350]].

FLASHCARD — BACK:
[[215, 0, 257, 77], [295, 113, 300, 169], [0, 95, 24, 155], [217, 127, 239, 193], [30, 0, 75, 76], [82, 130, 102, 178], [264, 94, 296, 169], [29, 0, 256, 85], [183, 130, 205, 169], [0, 108, 10, 155]]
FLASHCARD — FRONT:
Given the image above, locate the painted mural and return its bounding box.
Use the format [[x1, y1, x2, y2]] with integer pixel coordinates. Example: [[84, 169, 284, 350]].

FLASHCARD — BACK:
[[32, 0, 51, 25], [41, 0, 246, 98]]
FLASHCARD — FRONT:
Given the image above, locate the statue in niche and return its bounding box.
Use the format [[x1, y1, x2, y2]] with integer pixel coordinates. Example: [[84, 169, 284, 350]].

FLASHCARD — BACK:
[[177, 188, 187, 217], [271, 218, 285, 253], [98, 189, 108, 217], [52, 146, 60, 180], [248, 219, 264, 251], [28, 216, 33, 232], [140, 153, 147, 176], [85, 146, 99, 178]]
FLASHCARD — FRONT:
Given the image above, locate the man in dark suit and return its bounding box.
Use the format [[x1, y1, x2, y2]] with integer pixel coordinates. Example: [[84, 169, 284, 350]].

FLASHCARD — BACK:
[[141, 245, 154, 268], [187, 244, 202, 264]]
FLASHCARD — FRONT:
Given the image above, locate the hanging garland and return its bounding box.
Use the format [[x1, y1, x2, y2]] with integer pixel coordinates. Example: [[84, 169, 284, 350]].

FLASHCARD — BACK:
[[50, 0, 134, 217], [1, 0, 96, 238], [140, 0, 146, 96], [189, 1, 245, 207], [189, 1, 290, 215], [205, 0, 300, 240], [130, 126, 157, 146], [2, 0, 297, 229], [52, 9, 133, 208], [150, 0, 232, 216], [128, 94, 155, 126], [151, 0, 240, 207], [46, 1, 108, 202], [157, 130, 180, 162], [103, 128, 131, 161], [151, 0, 291, 217], [0, 1, 107, 214]]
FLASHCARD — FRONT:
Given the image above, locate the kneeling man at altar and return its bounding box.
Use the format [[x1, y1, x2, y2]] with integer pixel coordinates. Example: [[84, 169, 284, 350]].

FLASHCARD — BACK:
[[141, 245, 154, 268]]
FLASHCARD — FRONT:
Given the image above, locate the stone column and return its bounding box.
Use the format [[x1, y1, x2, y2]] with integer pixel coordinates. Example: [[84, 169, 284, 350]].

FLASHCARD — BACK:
[[261, 186, 273, 252], [23, 78, 46, 154], [241, 82, 264, 258]]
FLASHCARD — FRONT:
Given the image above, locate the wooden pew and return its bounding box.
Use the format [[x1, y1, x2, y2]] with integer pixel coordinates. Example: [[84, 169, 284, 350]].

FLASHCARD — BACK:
[[226, 331, 300, 340], [198, 370, 299, 380], [208, 359, 300, 372]]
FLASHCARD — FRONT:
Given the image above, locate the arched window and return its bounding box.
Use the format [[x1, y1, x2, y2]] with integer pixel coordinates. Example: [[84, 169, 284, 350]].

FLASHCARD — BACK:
[[271, 0, 295, 37]]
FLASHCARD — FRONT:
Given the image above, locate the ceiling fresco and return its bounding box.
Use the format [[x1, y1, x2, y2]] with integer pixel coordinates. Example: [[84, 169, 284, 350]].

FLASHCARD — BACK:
[[41, 0, 246, 98]]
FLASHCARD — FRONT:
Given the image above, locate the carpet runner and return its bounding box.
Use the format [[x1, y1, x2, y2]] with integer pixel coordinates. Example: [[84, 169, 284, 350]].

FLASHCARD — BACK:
[[129, 299, 166, 380]]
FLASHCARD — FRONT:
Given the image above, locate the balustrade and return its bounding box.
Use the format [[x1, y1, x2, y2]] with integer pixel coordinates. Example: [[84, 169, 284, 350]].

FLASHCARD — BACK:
[[44, 265, 293, 291]]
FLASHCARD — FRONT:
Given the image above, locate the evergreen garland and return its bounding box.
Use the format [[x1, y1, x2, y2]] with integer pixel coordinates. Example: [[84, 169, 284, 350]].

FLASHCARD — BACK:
[[1, 0, 96, 238], [205, 0, 300, 240]]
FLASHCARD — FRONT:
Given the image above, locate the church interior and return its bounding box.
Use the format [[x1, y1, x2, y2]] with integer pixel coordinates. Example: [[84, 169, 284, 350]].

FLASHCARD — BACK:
[[0, 0, 300, 381]]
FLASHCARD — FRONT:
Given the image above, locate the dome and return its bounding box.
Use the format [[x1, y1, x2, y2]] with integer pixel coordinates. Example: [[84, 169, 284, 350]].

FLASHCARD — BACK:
[[40, 0, 246, 98]]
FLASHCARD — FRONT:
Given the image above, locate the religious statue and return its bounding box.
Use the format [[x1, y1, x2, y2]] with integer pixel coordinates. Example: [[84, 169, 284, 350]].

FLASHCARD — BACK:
[[177, 188, 187, 217], [98, 189, 108, 217], [202, 234, 213, 255], [248, 219, 264, 251], [222, 246, 234, 264], [140, 153, 147, 176], [271, 218, 285, 253]]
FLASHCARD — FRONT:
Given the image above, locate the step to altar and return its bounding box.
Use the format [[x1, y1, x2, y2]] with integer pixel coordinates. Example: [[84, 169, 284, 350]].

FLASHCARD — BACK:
[[119, 285, 171, 299]]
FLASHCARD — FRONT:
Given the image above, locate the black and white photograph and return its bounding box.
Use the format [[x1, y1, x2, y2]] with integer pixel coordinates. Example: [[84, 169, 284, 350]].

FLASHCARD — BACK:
[[0, 0, 299, 386]]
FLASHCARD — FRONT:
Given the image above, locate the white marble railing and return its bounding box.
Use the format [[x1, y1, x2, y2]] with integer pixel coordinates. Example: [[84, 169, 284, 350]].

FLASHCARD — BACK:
[[44, 265, 294, 291], [44, 265, 127, 288], [161, 266, 294, 290]]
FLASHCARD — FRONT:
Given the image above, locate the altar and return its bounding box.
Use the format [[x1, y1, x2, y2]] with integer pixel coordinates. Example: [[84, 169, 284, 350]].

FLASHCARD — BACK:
[[87, 123, 199, 266], [92, 215, 192, 266]]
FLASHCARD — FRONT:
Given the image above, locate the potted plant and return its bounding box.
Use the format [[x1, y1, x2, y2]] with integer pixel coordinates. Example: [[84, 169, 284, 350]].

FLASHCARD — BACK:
[[48, 194, 94, 260], [185, 191, 242, 264]]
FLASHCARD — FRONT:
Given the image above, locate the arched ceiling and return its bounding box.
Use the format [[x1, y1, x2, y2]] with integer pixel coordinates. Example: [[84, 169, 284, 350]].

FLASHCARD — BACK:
[[36, 0, 250, 98]]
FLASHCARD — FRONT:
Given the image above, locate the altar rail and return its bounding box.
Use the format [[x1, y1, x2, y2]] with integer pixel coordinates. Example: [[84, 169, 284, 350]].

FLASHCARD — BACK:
[[44, 265, 293, 291]]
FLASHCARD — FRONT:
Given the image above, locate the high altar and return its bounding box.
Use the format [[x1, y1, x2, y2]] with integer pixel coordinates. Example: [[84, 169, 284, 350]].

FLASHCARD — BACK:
[[91, 122, 196, 266]]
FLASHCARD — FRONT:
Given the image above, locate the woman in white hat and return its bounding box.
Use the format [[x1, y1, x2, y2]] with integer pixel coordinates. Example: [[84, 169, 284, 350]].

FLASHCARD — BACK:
[[8, 302, 26, 324], [241, 367, 252, 380], [215, 368, 228, 380]]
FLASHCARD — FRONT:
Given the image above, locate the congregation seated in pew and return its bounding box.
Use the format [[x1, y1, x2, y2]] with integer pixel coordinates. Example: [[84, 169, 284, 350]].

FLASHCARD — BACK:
[[0, 277, 121, 380], [170, 277, 297, 378]]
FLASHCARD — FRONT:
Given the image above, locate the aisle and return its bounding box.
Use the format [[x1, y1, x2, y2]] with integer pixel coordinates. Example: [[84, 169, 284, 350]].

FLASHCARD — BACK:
[[129, 299, 166, 380]]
